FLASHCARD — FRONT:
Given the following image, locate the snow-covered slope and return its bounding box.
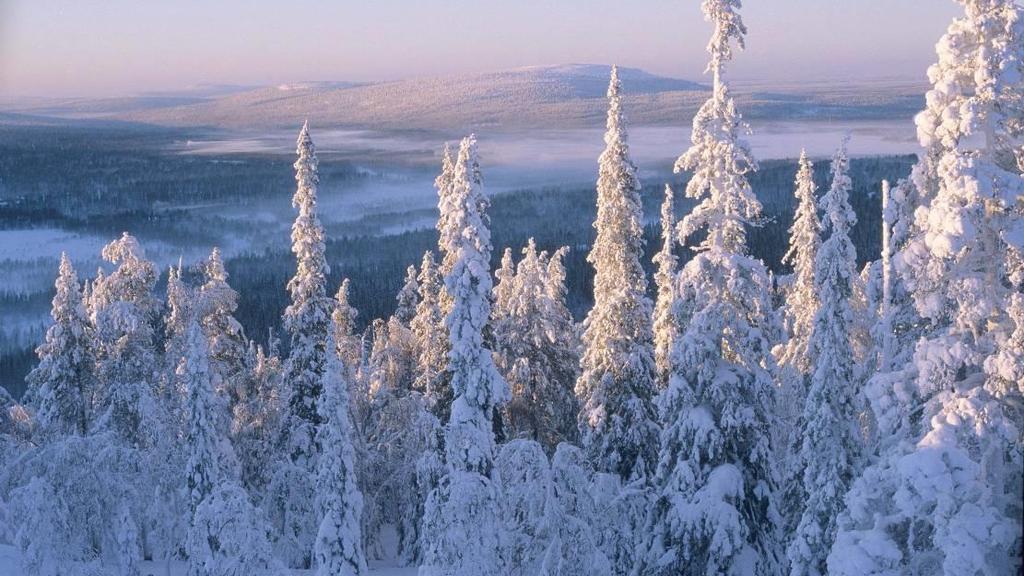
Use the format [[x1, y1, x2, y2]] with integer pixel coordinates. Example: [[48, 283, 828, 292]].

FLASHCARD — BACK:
[[3, 65, 925, 132], [115, 64, 705, 130]]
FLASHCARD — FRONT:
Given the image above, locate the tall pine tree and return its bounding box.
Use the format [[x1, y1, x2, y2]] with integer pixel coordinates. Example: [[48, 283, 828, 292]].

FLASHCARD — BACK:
[[314, 330, 367, 576], [652, 185, 679, 390], [420, 135, 509, 576], [332, 278, 362, 379], [831, 2, 1024, 573], [575, 65, 659, 482], [282, 120, 333, 463], [411, 251, 450, 417], [493, 240, 580, 453], [777, 150, 820, 379], [198, 247, 249, 415], [182, 320, 226, 514], [636, 1, 782, 573], [786, 141, 861, 576], [90, 233, 159, 447], [26, 253, 94, 438]]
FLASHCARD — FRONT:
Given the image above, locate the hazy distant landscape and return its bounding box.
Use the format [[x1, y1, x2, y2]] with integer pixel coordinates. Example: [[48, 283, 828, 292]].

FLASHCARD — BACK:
[[0, 62, 924, 397], [2, 64, 926, 130]]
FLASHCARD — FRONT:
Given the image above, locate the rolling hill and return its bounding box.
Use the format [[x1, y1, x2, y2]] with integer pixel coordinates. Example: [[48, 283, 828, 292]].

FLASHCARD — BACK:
[[4, 65, 927, 132]]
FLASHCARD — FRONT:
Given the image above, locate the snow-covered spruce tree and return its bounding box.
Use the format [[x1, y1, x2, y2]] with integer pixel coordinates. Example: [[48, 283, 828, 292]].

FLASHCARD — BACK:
[[181, 321, 260, 576], [541, 247, 582, 443], [776, 150, 820, 395], [495, 439, 554, 575], [234, 341, 285, 495], [182, 320, 230, 514], [162, 260, 190, 398], [635, 2, 782, 574], [830, 2, 1024, 573], [366, 316, 418, 400], [198, 247, 250, 415], [90, 232, 159, 446], [425, 142, 462, 417], [10, 476, 74, 576], [774, 151, 822, 536], [25, 253, 93, 438], [412, 254, 451, 420], [493, 240, 580, 453], [538, 443, 613, 576], [435, 142, 458, 294], [314, 330, 367, 576], [862, 177, 927, 444], [877, 178, 922, 374], [419, 135, 509, 576], [187, 482, 286, 576], [282, 120, 332, 462], [267, 122, 332, 569], [493, 247, 516, 320], [333, 278, 362, 379], [543, 247, 579, 364], [576, 65, 659, 482], [652, 185, 679, 390], [786, 141, 862, 576], [395, 264, 420, 327]]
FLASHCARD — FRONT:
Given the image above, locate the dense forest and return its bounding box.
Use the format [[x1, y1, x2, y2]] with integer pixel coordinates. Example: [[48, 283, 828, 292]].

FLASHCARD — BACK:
[[0, 137, 916, 398], [0, 0, 1021, 575]]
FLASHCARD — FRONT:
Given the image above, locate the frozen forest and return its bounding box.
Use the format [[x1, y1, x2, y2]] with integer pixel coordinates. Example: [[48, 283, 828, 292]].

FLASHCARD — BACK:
[[0, 0, 1022, 575]]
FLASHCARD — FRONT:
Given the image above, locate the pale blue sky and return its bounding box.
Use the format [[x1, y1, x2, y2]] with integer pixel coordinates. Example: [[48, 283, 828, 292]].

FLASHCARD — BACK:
[[0, 0, 962, 98]]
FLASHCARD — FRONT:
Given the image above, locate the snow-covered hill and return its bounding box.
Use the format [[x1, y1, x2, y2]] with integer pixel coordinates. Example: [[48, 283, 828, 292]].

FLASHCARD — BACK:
[[85, 64, 922, 131], [111, 64, 700, 130]]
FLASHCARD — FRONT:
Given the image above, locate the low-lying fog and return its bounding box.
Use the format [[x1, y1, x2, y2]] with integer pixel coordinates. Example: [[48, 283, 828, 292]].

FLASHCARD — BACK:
[[184, 118, 920, 236]]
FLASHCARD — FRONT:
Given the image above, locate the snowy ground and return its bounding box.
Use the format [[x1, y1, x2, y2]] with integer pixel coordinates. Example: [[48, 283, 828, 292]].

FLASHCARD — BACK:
[[0, 544, 417, 575]]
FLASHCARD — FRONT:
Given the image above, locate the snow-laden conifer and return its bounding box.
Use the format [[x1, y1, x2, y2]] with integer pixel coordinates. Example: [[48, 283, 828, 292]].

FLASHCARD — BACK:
[[493, 240, 580, 453], [786, 141, 861, 576], [314, 330, 367, 576], [419, 135, 508, 576], [411, 250, 451, 418], [282, 120, 333, 462], [777, 150, 820, 377], [90, 233, 159, 446], [539, 443, 612, 576], [831, 2, 1024, 573], [652, 185, 679, 389], [25, 253, 93, 438], [440, 133, 508, 474], [775, 151, 822, 532], [492, 247, 516, 326], [395, 264, 420, 327], [333, 278, 362, 378], [636, 2, 782, 573], [435, 143, 458, 283], [575, 65, 659, 482], [495, 439, 554, 574], [182, 320, 227, 513], [163, 260, 190, 394], [267, 122, 332, 569], [198, 247, 250, 414]]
